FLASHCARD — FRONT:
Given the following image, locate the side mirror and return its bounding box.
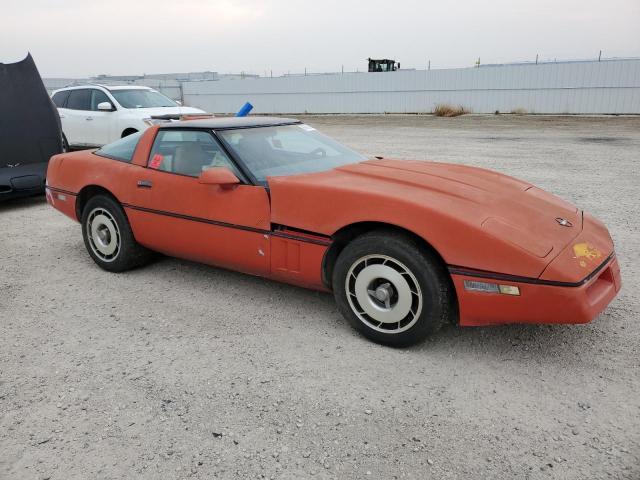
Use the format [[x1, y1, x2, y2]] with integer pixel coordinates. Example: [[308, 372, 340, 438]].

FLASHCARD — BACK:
[[199, 167, 240, 188], [97, 101, 114, 111]]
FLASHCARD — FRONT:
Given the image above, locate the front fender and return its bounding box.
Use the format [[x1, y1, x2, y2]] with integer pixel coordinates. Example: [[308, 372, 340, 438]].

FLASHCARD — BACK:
[[268, 175, 552, 279]]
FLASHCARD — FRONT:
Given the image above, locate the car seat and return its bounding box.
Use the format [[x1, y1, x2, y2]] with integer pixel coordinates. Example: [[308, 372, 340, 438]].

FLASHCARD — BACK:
[[173, 143, 210, 176], [237, 135, 273, 169]]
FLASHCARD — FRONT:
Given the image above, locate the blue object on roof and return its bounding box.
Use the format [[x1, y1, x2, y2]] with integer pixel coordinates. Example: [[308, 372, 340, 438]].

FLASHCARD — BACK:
[[235, 102, 253, 117]]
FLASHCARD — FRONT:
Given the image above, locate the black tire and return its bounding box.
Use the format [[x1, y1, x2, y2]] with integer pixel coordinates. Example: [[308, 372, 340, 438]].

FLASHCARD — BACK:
[[332, 230, 453, 347], [81, 194, 153, 272], [122, 128, 138, 138]]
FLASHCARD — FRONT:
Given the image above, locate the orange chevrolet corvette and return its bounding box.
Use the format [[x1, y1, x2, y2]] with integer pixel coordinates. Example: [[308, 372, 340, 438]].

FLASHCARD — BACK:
[[46, 117, 621, 346]]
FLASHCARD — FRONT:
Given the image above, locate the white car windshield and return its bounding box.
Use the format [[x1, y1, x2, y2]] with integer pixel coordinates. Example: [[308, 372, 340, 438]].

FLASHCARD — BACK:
[[111, 89, 177, 109], [218, 124, 366, 183]]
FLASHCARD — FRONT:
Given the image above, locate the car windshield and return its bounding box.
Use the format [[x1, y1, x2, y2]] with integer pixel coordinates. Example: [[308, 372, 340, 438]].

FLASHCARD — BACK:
[[217, 124, 366, 183], [110, 89, 177, 108]]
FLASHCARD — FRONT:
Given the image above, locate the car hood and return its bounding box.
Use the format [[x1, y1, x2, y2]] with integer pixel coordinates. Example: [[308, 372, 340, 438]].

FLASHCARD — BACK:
[[125, 106, 205, 117], [269, 159, 586, 274]]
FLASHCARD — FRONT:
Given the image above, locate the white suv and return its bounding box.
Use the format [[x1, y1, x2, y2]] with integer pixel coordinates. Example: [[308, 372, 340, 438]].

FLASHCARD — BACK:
[[51, 85, 206, 148]]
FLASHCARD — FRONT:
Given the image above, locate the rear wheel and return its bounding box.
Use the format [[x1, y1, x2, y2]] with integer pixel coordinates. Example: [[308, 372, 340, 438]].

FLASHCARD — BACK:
[[81, 194, 152, 272], [332, 231, 453, 347]]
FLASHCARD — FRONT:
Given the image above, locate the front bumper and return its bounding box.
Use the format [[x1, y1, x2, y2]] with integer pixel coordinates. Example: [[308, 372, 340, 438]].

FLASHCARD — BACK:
[[452, 254, 621, 327], [0, 162, 47, 201]]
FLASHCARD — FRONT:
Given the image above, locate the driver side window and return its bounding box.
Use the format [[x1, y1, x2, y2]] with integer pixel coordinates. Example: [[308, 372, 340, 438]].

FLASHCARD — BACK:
[[148, 130, 244, 180]]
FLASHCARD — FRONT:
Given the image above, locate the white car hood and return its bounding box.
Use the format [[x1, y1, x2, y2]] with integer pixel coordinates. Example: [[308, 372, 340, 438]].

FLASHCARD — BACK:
[[128, 106, 206, 116]]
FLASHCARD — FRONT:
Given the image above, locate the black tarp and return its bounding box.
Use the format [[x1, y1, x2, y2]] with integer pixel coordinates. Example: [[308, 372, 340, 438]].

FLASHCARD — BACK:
[[0, 53, 62, 200]]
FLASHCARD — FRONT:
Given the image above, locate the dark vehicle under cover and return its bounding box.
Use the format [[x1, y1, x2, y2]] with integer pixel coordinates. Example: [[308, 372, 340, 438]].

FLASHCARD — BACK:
[[0, 54, 63, 200]]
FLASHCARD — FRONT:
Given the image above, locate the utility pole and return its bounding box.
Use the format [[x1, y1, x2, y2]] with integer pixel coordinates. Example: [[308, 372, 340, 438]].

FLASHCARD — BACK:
[[535, 53, 539, 64], [599, 50, 602, 61], [428, 60, 431, 70]]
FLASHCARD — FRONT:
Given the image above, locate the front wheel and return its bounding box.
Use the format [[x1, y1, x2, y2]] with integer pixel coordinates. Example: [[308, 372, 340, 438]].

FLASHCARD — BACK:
[[81, 194, 153, 272], [332, 231, 454, 347]]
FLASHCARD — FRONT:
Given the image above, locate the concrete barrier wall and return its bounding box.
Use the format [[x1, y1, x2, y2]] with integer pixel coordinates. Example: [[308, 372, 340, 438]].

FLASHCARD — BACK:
[[182, 59, 640, 114]]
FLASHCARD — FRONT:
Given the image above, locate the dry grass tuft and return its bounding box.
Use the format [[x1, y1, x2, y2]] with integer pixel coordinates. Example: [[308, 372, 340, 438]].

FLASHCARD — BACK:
[[433, 104, 470, 117], [510, 107, 528, 115]]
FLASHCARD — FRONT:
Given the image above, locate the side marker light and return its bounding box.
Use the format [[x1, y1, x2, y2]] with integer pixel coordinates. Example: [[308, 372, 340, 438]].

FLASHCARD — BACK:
[[498, 284, 520, 296], [464, 280, 520, 296]]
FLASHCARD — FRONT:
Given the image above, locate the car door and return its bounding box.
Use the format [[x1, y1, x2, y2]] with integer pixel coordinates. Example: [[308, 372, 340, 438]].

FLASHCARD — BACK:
[[84, 89, 115, 146], [64, 89, 93, 146], [127, 128, 271, 275]]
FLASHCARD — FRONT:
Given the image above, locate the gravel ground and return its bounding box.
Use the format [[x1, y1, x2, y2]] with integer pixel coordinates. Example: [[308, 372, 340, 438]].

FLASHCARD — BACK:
[[1, 115, 639, 480]]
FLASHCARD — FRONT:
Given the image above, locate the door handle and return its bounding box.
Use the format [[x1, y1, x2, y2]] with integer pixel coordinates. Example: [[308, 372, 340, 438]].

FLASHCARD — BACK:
[[85, 117, 93, 121], [137, 180, 153, 189]]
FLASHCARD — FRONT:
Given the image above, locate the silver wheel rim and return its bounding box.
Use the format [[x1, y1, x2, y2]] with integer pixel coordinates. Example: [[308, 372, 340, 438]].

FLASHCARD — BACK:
[[345, 254, 423, 334], [86, 207, 120, 262]]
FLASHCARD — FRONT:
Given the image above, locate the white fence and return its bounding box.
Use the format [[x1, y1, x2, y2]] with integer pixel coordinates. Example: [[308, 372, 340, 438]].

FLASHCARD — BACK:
[[182, 59, 640, 114]]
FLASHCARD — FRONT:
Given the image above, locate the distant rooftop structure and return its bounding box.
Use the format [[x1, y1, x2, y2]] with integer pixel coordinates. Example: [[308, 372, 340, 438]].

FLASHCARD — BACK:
[[92, 71, 259, 83], [476, 55, 640, 69]]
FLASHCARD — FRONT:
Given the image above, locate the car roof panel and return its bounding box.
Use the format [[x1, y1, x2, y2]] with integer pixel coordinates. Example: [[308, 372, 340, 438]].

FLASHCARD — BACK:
[[160, 116, 301, 130], [105, 85, 152, 91]]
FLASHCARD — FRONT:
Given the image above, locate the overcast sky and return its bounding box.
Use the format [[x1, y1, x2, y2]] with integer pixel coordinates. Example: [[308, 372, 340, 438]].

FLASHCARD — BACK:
[[2, 0, 639, 77]]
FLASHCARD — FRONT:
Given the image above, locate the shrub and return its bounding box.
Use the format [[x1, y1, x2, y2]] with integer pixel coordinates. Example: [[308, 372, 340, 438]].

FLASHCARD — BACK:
[[433, 104, 469, 117]]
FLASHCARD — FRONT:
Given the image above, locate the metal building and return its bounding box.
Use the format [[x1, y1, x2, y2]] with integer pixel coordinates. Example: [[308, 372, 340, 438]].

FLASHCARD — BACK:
[[181, 59, 640, 114]]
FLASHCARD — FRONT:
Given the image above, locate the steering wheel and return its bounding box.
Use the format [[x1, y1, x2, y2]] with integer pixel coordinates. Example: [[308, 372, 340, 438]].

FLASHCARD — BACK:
[[310, 147, 327, 157]]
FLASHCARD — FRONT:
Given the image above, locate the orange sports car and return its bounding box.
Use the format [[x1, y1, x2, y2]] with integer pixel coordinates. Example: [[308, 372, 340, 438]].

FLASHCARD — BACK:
[[46, 117, 621, 346]]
